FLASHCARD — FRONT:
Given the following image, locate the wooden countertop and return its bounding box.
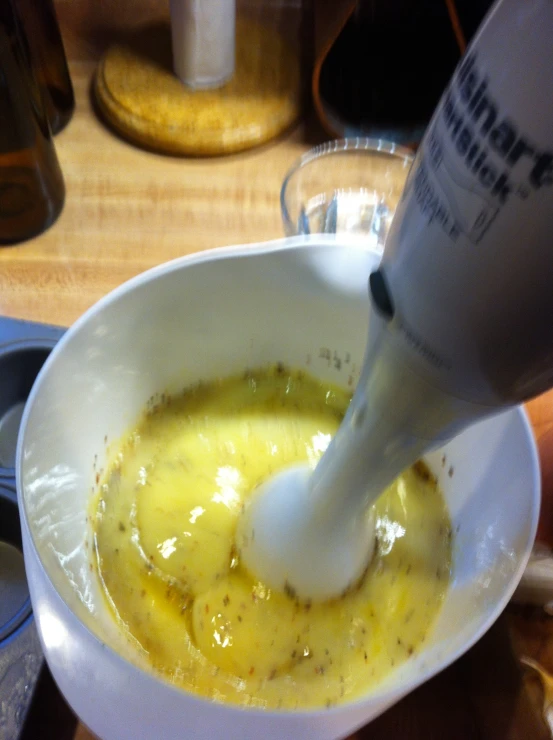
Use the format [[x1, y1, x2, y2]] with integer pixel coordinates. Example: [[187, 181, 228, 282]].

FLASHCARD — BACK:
[[0, 29, 312, 327], [4, 2, 553, 738]]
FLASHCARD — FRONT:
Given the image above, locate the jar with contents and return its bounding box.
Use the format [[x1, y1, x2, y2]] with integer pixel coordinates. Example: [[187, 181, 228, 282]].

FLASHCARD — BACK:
[[0, 0, 65, 245]]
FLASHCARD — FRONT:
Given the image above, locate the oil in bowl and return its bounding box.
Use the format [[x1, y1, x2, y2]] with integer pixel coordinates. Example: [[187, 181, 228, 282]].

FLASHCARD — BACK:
[[91, 365, 452, 710]]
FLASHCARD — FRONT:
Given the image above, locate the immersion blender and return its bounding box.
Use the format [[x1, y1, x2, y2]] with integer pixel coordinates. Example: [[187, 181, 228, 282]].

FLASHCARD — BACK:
[[238, 0, 553, 601]]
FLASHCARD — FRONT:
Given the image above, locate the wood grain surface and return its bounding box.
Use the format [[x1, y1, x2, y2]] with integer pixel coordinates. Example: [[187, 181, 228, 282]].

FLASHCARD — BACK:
[[0, 0, 313, 328], [3, 1, 553, 738]]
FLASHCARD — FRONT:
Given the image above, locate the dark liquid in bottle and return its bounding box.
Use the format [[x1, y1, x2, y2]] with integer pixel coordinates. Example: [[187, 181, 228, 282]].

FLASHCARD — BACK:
[[18, 0, 74, 134], [0, 0, 65, 245], [319, 0, 493, 145]]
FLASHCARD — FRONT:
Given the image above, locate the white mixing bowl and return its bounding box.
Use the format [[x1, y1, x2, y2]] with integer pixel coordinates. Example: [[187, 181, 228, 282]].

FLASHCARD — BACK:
[[17, 237, 540, 739]]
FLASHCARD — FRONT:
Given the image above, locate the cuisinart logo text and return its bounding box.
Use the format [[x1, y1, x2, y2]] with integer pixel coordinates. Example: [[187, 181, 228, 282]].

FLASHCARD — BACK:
[[411, 52, 553, 243]]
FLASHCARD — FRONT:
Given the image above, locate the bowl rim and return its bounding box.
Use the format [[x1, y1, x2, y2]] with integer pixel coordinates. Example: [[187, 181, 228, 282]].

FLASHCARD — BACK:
[[280, 137, 415, 237], [16, 236, 541, 720]]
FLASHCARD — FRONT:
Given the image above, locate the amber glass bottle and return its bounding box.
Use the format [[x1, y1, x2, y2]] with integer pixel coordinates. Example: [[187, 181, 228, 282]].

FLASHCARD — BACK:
[[0, 0, 65, 245], [18, 0, 75, 134]]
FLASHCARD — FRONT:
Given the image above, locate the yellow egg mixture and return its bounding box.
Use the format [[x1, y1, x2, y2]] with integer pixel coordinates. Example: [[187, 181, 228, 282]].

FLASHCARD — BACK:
[[92, 366, 452, 710]]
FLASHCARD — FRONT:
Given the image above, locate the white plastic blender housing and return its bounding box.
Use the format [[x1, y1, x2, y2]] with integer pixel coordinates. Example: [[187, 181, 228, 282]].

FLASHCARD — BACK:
[[239, 0, 553, 601]]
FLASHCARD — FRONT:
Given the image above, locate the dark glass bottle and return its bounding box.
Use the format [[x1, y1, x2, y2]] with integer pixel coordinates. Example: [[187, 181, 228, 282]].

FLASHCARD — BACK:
[[0, 0, 65, 245], [320, 0, 493, 146], [18, 0, 75, 134]]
